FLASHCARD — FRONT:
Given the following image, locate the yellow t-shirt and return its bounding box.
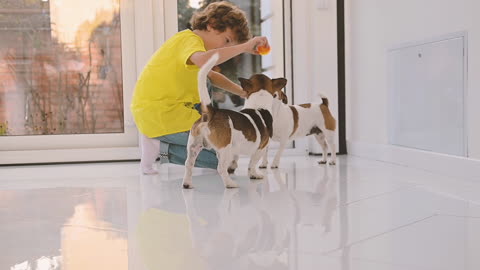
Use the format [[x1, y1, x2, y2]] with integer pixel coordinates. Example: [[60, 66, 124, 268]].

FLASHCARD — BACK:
[[130, 30, 206, 138]]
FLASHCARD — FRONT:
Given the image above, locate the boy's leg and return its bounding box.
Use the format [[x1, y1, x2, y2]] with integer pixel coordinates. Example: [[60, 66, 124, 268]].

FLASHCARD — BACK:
[[155, 131, 218, 169], [140, 133, 160, 174]]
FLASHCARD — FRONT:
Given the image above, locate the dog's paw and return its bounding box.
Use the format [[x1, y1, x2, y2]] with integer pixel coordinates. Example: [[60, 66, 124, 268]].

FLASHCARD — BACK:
[[227, 167, 236, 174], [259, 165, 267, 169], [249, 173, 264, 180], [270, 163, 279, 169], [182, 183, 194, 189], [182, 178, 193, 189], [318, 160, 327, 165], [225, 181, 239, 189], [329, 160, 336, 165]]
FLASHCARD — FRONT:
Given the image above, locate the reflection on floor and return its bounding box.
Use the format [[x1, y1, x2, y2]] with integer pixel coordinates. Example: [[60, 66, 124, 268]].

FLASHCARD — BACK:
[[1, 155, 479, 270]]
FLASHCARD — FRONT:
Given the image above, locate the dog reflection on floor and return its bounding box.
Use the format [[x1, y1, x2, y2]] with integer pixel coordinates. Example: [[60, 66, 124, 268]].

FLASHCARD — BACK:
[[181, 167, 338, 270]]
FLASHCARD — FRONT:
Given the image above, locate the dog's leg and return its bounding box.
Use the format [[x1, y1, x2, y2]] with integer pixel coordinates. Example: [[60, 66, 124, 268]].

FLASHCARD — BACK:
[[315, 133, 329, 165], [259, 146, 269, 169], [227, 155, 239, 174], [217, 147, 239, 188], [248, 149, 265, 179], [324, 130, 337, 165], [182, 134, 203, 189], [271, 140, 288, 169]]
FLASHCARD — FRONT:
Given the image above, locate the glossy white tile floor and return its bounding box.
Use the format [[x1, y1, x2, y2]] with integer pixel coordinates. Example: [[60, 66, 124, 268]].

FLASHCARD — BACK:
[[1, 155, 480, 270]]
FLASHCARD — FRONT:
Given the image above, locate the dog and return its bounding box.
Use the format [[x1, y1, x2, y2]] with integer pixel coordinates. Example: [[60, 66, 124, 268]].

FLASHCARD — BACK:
[[182, 54, 287, 189], [260, 87, 337, 168]]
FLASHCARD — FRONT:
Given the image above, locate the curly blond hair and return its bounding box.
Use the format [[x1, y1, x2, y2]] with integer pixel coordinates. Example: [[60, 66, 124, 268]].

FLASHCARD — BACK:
[[190, 1, 251, 43]]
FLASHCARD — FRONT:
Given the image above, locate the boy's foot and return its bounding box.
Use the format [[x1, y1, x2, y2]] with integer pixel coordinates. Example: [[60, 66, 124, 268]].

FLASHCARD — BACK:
[[142, 167, 159, 175]]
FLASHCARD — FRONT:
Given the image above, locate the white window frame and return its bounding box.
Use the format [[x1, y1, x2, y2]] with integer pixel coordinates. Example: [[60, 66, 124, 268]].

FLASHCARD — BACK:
[[0, 0, 163, 164], [0, 0, 324, 164]]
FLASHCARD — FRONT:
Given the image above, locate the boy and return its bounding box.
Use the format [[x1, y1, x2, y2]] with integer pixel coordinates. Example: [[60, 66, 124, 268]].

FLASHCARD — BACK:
[[130, 1, 269, 174]]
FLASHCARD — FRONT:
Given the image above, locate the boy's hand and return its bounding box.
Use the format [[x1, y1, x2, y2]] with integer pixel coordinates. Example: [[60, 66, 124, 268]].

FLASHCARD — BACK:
[[208, 70, 247, 98], [238, 91, 247, 98], [244, 36, 269, 55]]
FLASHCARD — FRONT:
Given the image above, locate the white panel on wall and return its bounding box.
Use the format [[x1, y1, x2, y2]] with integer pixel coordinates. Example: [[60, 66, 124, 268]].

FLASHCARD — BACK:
[[388, 36, 466, 156]]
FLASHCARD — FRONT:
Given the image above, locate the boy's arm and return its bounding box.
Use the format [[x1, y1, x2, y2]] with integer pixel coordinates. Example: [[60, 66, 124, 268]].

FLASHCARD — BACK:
[[208, 71, 246, 98], [189, 36, 268, 67]]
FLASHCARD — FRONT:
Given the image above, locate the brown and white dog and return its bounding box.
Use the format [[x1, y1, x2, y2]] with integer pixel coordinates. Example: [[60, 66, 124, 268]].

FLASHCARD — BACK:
[[260, 87, 337, 168], [182, 54, 287, 189]]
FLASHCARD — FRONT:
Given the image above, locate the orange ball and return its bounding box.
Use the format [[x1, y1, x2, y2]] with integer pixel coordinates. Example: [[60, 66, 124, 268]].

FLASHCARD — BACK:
[[257, 45, 271, 55]]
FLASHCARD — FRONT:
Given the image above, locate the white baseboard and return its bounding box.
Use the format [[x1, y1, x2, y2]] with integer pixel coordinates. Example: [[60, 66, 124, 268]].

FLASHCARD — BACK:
[[1, 146, 306, 166], [0, 147, 140, 165], [348, 141, 480, 182]]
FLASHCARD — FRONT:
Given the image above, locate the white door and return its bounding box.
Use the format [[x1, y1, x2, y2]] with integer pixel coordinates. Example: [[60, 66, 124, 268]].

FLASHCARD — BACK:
[[0, 0, 160, 164]]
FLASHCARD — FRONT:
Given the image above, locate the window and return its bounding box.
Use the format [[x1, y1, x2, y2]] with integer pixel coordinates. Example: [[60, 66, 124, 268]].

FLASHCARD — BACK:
[[0, 0, 123, 136], [177, 0, 286, 111]]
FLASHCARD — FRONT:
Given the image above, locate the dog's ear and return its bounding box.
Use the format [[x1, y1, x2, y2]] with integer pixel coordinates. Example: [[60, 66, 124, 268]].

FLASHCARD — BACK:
[[272, 78, 287, 91], [280, 91, 288, 104], [238, 77, 253, 93]]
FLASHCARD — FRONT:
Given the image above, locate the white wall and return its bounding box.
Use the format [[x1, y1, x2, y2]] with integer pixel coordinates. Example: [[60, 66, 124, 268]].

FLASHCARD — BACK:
[[345, 0, 480, 160]]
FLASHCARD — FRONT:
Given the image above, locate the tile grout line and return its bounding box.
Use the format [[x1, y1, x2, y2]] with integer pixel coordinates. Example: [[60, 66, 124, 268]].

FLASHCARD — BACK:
[[438, 214, 480, 219], [321, 214, 438, 256], [345, 185, 419, 206]]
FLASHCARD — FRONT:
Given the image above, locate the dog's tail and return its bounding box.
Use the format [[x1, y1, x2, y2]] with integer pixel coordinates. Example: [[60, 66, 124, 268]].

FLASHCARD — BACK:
[[198, 53, 219, 118], [318, 93, 329, 107], [318, 93, 336, 130]]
